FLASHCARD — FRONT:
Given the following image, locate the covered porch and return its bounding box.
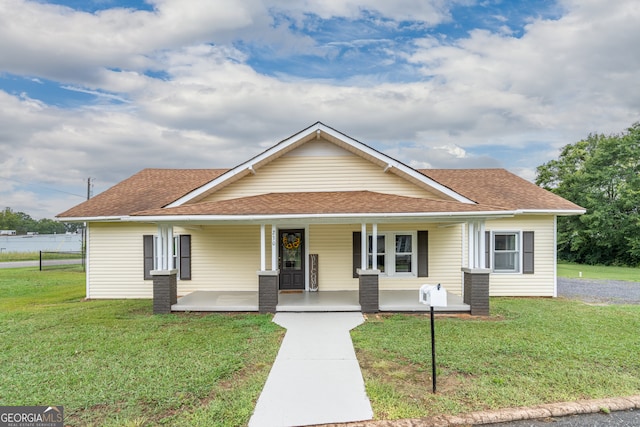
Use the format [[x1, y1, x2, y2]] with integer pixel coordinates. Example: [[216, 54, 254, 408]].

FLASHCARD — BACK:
[[171, 289, 470, 313]]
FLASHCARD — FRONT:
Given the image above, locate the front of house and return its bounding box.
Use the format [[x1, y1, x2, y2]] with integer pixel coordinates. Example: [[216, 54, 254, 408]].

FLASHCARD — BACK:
[[58, 123, 584, 314]]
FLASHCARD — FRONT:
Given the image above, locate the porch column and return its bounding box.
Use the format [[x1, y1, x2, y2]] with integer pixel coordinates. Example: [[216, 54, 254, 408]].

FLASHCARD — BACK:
[[257, 270, 279, 313], [371, 223, 378, 270], [260, 224, 266, 271], [155, 224, 174, 270], [462, 268, 490, 316], [271, 225, 277, 271], [361, 223, 367, 270], [463, 220, 490, 316], [357, 268, 380, 313], [358, 222, 379, 312], [152, 224, 177, 314], [152, 269, 177, 314], [468, 220, 486, 269]]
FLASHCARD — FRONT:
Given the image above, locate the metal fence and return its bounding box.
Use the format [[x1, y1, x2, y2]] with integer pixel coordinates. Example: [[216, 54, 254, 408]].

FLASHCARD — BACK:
[[39, 251, 85, 271]]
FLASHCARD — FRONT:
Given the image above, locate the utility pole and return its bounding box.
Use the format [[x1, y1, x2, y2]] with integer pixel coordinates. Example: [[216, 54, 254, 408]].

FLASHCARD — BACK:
[[86, 177, 92, 200]]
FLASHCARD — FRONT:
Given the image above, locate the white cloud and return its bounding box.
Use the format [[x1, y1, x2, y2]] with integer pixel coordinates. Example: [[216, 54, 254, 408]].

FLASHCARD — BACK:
[[1, 0, 639, 218]]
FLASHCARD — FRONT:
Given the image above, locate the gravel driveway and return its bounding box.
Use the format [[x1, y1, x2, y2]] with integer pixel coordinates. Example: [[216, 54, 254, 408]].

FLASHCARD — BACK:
[[558, 278, 640, 305]]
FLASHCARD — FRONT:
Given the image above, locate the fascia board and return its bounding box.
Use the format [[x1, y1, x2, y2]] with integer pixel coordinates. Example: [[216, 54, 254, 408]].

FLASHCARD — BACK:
[[56, 216, 124, 223], [516, 209, 586, 216], [123, 210, 518, 223]]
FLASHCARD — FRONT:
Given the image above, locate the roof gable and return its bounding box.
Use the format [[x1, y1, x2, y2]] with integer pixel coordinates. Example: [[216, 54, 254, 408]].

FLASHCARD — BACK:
[[167, 122, 475, 207]]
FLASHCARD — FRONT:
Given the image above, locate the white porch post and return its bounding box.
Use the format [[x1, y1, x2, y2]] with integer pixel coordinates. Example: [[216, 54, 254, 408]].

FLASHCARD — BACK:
[[466, 220, 486, 269], [260, 224, 266, 271], [478, 220, 486, 269], [271, 225, 277, 271], [156, 224, 174, 270], [371, 223, 378, 270], [361, 223, 367, 270], [467, 221, 475, 269]]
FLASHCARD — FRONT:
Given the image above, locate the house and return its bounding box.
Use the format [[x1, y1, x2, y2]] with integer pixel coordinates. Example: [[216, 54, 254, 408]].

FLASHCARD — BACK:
[[57, 122, 584, 315]]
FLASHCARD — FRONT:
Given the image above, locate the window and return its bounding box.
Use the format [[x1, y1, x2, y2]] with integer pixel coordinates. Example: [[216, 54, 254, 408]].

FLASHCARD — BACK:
[[367, 232, 416, 276], [143, 234, 191, 280], [367, 235, 386, 272], [353, 230, 428, 278], [492, 232, 520, 273], [395, 234, 412, 273]]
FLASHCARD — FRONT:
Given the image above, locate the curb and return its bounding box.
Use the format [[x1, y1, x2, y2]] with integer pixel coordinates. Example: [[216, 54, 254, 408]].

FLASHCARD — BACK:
[[321, 395, 640, 426]]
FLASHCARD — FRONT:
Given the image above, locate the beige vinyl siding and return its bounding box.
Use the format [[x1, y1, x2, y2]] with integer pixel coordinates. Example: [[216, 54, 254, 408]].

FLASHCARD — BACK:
[[486, 215, 556, 296], [88, 223, 267, 298], [199, 153, 445, 203], [375, 223, 463, 295], [307, 223, 463, 295], [179, 225, 263, 294], [88, 222, 156, 298], [309, 224, 359, 291]]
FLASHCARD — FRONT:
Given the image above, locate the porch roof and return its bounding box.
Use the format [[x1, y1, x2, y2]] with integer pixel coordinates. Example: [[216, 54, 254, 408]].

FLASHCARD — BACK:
[[131, 190, 508, 218]]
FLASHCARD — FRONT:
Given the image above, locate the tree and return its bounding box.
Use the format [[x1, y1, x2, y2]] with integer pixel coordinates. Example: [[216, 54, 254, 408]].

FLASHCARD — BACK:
[[536, 123, 640, 266], [0, 207, 77, 235]]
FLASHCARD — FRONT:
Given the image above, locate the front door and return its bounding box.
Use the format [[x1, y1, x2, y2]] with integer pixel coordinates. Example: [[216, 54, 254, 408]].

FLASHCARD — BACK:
[[279, 229, 305, 290]]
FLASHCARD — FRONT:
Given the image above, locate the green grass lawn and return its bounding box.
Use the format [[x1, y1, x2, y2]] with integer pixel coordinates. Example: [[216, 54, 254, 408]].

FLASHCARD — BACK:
[[558, 261, 640, 281], [2, 267, 639, 425], [353, 300, 640, 420], [0, 251, 83, 262], [0, 268, 284, 427]]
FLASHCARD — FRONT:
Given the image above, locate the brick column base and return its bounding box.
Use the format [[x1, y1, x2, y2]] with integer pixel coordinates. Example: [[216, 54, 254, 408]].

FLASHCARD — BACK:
[[151, 270, 177, 314], [258, 271, 279, 313], [462, 268, 490, 316], [357, 269, 380, 313]]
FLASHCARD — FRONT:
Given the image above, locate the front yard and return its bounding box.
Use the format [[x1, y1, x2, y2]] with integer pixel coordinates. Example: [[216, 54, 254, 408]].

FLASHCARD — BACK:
[[1, 267, 639, 425], [0, 268, 284, 426], [353, 299, 640, 420]]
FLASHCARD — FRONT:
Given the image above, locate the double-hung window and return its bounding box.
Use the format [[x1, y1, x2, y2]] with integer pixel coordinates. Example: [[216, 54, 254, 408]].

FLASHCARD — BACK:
[[367, 235, 386, 273], [492, 232, 520, 273], [367, 232, 416, 276]]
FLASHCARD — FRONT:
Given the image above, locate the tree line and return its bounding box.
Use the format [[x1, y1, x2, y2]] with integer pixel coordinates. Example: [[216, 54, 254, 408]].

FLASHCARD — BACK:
[[0, 207, 80, 235], [536, 122, 640, 267]]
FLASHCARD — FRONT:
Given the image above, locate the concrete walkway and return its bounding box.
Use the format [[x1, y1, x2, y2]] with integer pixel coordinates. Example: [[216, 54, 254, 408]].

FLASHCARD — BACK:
[[249, 312, 373, 427]]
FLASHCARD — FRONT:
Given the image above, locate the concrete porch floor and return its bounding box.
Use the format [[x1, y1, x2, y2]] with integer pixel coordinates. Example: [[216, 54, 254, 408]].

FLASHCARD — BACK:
[[171, 290, 470, 313]]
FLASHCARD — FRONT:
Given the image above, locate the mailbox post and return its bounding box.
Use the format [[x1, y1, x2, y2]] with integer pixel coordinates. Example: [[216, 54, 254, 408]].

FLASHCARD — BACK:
[[419, 284, 447, 393]]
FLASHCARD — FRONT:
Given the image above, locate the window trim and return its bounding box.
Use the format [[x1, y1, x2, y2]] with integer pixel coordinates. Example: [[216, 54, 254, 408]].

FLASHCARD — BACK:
[[367, 231, 418, 277], [491, 230, 522, 274]]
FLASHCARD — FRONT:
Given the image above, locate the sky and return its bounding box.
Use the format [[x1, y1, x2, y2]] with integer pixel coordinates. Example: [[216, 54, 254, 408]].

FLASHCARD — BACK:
[[1, 0, 639, 219]]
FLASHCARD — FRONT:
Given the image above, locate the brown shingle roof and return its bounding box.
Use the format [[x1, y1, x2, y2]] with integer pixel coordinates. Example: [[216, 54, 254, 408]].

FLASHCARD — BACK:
[[133, 191, 505, 217], [420, 169, 584, 211], [58, 167, 583, 219], [57, 169, 228, 218]]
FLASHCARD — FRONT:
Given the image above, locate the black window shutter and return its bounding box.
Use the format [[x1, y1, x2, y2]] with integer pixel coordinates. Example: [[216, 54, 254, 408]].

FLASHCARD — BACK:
[[417, 230, 429, 277], [523, 231, 534, 274], [143, 235, 154, 280], [179, 235, 192, 280], [485, 231, 491, 269], [352, 231, 361, 278]]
